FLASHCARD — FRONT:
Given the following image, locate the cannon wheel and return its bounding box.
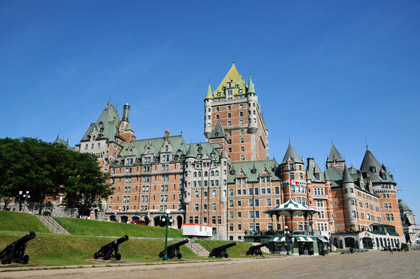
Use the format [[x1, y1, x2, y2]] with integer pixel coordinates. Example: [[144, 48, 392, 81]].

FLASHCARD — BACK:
[[94, 253, 99, 259], [224, 253, 229, 258], [115, 253, 121, 260], [246, 251, 251, 256], [177, 253, 182, 259], [23, 255, 29, 264]]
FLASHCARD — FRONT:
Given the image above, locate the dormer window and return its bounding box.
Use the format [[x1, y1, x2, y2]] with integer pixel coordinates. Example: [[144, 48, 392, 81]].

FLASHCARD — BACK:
[[371, 167, 376, 173]]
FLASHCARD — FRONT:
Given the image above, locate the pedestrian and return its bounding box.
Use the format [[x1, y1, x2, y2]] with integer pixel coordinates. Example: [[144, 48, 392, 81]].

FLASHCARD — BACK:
[[388, 245, 393, 254]]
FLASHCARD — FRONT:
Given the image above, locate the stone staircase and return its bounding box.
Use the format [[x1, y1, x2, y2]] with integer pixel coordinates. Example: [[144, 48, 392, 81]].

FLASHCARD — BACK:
[[37, 215, 70, 234], [189, 241, 209, 257]]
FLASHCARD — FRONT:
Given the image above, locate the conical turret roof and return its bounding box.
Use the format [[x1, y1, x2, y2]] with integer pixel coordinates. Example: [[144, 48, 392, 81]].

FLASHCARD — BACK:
[[327, 143, 344, 163], [342, 166, 354, 183], [281, 143, 304, 165], [248, 75, 255, 93], [205, 81, 213, 100], [209, 120, 226, 139]]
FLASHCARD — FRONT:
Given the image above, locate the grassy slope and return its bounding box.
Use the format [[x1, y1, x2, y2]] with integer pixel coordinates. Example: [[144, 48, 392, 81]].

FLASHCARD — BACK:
[[0, 232, 199, 266], [55, 217, 183, 238], [197, 240, 253, 258], [0, 211, 50, 234]]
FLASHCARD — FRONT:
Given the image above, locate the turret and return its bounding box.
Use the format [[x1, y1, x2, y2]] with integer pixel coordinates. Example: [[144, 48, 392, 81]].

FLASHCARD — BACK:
[[204, 81, 213, 139], [247, 75, 258, 134], [122, 103, 130, 122], [342, 166, 358, 230], [183, 143, 196, 204]]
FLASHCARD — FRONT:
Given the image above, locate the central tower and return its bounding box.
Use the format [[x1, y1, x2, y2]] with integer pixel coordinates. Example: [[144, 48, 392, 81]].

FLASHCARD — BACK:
[[204, 62, 269, 162]]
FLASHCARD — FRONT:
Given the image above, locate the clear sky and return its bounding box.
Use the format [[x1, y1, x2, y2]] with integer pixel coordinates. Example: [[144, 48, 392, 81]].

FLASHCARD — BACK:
[[1, 1, 419, 219]]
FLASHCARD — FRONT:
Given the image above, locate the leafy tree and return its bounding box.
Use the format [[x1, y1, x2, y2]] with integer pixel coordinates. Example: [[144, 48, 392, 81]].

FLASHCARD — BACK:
[[0, 137, 113, 215], [63, 151, 113, 216]]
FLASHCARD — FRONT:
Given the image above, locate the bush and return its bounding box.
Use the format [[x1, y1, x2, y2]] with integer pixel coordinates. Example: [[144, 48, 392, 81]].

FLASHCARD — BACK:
[[401, 243, 409, 251]]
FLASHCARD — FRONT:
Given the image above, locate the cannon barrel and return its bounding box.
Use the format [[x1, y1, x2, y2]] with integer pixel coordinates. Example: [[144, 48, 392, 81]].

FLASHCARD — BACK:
[[112, 235, 129, 246], [214, 242, 236, 250], [14, 231, 36, 246], [167, 239, 188, 249]]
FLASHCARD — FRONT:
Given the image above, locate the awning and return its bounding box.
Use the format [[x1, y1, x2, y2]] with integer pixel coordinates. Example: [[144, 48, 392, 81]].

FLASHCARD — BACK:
[[270, 237, 286, 242], [295, 236, 316, 242], [318, 238, 329, 243]]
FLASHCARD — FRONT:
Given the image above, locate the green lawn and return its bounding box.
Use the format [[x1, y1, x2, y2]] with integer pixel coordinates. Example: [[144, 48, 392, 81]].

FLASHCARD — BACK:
[[55, 217, 183, 238], [0, 232, 201, 266], [0, 211, 50, 234]]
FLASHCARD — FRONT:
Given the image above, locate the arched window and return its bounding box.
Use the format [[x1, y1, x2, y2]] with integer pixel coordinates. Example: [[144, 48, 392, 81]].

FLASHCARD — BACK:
[[198, 171, 202, 177], [211, 171, 214, 176], [215, 170, 219, 176], [204, 171, 208, 177], [194, 172, 197, 177]]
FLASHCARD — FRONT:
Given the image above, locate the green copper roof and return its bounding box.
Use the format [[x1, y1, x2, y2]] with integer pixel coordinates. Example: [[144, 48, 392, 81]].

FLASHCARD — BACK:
[[342, 166, 354, 184], [325, 166, 343, 187], [327, 143, 344, 163], [281, 143, 304, 165], [248, 75, 255, 93], [80, 101, 121, 142], [205, 81, 213, 100], [209, 120, 226, 139], [306, 158, 325, 182], [228, 160, 280, 183]]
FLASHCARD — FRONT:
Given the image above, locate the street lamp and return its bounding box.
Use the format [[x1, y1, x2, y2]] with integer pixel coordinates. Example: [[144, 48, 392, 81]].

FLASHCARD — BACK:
[[285, 225, 291, 255], [162, 209, 173, 261], [18, 191, 30, 212]]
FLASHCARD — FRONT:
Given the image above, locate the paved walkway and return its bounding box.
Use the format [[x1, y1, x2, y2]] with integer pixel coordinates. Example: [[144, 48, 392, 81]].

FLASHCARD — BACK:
[[1, 251, 419, 279]]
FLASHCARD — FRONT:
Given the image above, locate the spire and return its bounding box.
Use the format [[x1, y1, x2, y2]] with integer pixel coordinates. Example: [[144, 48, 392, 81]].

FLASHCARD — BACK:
[[186, 143, 195, 158], [205, 81, 213, 99], [209, 120, 226, 139], [342, 166, 353, 183], [248, 75, 255, 93], [281, 142, 303, 165], [360, 149, 381, 173], [327, 143, 344, 163]]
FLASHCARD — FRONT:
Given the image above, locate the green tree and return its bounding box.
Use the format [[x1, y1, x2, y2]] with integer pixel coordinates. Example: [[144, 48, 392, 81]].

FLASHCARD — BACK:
[[64, 151, 113, 216], [0, 137, 113, 215]]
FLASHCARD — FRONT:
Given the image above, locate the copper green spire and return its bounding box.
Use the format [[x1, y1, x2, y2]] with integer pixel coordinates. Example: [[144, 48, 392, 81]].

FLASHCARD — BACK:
[[248, 75, 255, 93], [205, 80, 213, 99]]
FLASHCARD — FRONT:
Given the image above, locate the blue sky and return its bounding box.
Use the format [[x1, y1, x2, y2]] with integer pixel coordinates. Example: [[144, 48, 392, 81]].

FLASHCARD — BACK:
[[1, 0, 420, 219]]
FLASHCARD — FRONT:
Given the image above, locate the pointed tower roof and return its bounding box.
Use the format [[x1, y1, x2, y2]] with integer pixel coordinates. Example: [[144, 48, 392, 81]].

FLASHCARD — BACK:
[[186, 143, 195, 159], [281, 143, 304, 165], [306, 158, 325, 182], [342, 166, 354, 183], [220, 147, 227, 159], [205, 81, 213, 100], [327, 143, 345, 163], [209, 120, 226, 139], [360, 149, 382, 173], [248, 75, 255, 94], [213, 62, 247, 98]]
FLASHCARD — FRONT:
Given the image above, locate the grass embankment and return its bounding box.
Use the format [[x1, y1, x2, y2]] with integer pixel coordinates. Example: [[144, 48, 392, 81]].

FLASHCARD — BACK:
[[55, 217, 183, 238], [0, 232, 199, 266], [197, 240, 253, 258], [0, 211, 50, 234]]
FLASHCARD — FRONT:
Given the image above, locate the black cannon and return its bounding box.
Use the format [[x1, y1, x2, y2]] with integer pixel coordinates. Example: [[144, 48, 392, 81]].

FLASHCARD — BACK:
[[159, 239, 189, 259], [0, 231, 36, 264], [209, 242, 236, 258], [246, 243, 267, 256], [93, 235, 129, 260]]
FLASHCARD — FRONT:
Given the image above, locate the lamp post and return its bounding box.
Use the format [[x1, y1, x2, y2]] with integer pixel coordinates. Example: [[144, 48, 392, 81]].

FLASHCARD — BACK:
[[285, 225, 290, 255], [18, 191, 30, 212], [162, 209, 173, 261]]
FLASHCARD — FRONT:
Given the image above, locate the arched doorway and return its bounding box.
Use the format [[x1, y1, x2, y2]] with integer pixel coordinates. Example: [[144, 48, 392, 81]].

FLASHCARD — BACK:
[[362, 237, 373, 249], [121, 216, 128, 223], [110, 215, 116, 222], [177, 216, 183, 229], [132, 216, 140, 222], [344, 237, 356, 248], [154, 216, 161, 226]]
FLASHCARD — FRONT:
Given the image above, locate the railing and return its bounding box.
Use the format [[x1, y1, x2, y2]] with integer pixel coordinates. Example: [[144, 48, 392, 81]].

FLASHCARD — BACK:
[[37, 213, 69, 234], [244, 230, 318, 236]]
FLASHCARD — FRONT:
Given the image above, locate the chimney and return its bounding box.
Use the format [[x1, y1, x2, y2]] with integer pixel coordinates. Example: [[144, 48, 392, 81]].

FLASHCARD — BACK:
[[165, 129, 170, 140], [122, 103, 130, 121]]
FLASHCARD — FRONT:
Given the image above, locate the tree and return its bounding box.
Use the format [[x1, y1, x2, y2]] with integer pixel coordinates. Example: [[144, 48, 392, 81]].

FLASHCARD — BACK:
[[63, 151, 113, 216], [0, 137, 113, 215]]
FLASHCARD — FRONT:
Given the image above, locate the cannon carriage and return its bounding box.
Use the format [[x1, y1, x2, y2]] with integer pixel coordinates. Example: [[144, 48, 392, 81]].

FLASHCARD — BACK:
[[93, 235, 129, 260], [159, 239, 189, 259], [0, 231, 36, 264], [246, 243, 267, 256], [209, 242, 236, 258]]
